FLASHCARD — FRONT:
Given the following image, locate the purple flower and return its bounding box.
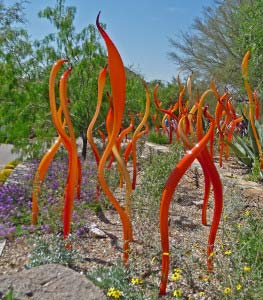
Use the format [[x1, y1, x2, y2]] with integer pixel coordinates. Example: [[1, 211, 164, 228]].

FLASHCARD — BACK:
[[0, 155, 98, 238], [40, 224, 51, 233]]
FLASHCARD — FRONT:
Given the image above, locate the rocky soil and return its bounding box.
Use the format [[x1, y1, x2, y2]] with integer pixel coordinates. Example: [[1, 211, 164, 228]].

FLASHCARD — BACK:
[[0, 142, 262, 299]]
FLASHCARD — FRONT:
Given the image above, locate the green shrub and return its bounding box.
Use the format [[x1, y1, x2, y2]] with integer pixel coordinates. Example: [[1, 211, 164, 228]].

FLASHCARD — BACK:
[[135, 143, 182, 205], [26, 234, 79, 269], [87, 261, 158, 299], [248, 158, 262, 182], [148, 131, 169, 144], [83, 201, 103, 214]]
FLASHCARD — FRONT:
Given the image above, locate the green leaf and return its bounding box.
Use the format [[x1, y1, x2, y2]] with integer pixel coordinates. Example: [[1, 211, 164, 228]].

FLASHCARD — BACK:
[[255, 120, 263, 145], [225, 139, 253, 167], [248, 123, 259, 157]]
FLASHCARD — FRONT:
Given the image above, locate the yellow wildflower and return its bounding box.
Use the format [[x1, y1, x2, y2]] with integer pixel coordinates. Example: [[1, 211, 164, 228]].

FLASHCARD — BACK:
[[173, 289, 182, 298], [224, 250, 232, 255], [245, 210, 251, 217], [244, 265, 251, 272], [199, 291, 205, 296], [209, 251, 214, 257], [113, 290, 122, 299], [107, 287, 115, 296], [131, 277, 143, 285], [224, 287, 231, 294], [224, 215, 228, 221], [171, 272, 181, 281], [236, 284, 242, 291], [237, 223, 242, 229], [107, 287, 122, 299], [202, 276, 209, 282], [173, 268, 182, 273]]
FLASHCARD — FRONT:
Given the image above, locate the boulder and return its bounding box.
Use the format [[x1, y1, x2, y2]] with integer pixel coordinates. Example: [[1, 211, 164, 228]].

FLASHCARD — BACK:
[[0, 264, 106, 300]]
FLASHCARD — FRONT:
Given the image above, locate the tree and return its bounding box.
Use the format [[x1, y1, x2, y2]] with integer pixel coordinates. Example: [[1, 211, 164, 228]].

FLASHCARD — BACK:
[[36, 0, 107, 159], [0, 1, 44, 153], [0, 0, 108, 159], [169, 0, 262, 92], [233, 0, 263, 92], [1, 0, 181, 160]]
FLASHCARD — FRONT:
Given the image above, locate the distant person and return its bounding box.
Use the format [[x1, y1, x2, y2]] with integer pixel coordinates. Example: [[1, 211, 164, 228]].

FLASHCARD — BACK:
[[164, 118, 170, 135], [171, 118, 177, 131]]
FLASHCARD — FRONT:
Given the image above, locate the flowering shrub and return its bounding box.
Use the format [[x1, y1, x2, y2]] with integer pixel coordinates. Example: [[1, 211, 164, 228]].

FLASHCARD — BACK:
[[0, 179, 32, 238], [107, 287, 123, 299], [0, 155, 97, 239], [87, 261, 148, 300]]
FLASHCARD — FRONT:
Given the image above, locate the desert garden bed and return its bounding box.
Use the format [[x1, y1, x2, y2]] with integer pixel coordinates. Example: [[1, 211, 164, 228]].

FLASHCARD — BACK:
[[0, 142, 263, 300]]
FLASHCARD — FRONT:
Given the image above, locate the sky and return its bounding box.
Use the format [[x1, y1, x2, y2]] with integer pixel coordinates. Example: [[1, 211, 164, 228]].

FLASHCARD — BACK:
[[9, 0, 216, 82]]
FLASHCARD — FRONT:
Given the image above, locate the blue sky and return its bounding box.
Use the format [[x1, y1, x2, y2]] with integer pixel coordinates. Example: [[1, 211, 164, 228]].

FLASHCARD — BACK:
[[10, 0, 216, 82]]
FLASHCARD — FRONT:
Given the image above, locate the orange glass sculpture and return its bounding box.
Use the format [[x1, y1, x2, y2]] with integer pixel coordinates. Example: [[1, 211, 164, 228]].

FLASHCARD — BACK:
[[96, 13, 133, 263], [32, 60, 80, 240]]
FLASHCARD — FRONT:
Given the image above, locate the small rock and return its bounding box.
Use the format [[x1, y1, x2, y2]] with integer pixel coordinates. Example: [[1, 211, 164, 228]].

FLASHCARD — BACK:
[[89, 223, 107, 238], [25, 290, 34, 297], [192, 200, 203, 208], [173, 216, 199, 229]]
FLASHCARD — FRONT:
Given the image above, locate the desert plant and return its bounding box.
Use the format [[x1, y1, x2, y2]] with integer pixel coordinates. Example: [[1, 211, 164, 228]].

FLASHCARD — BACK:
[[26, 234, 79, 269], [87, 260, 157, 300], [1, 286, 15, 300], [133, 143, 183, 257], [226, 120, 263, 172], [135, 143, 182, 205], [248, 158, 262, 182]]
